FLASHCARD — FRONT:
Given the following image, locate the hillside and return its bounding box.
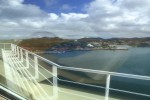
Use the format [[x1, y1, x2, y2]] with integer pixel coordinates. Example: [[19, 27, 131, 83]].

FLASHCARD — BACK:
[[18, 37, 69, 51], [19, 37, 150, 52]]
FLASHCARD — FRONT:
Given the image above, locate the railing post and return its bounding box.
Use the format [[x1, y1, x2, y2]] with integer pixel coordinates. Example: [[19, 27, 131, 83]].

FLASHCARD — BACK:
[[17, 46, 20, 58], [52, 65, 58, 99], [1, 49, 14, 89], [11, 44, 14, 52], [34, 56, 39, 79], [15, 45, 17, 54], [25, 51, 29, 68], [11, 44, 15, 53], [20, 49, 23, 62], [105, 74, 111, 100]]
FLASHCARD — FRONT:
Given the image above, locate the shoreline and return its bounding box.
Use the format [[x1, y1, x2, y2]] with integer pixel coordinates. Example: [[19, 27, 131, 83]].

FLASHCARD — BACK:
[[34, 48, 128, 54]]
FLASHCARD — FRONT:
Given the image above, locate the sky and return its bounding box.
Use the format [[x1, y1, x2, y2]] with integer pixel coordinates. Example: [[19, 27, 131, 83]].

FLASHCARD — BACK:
[[0, 0, 150, 39]]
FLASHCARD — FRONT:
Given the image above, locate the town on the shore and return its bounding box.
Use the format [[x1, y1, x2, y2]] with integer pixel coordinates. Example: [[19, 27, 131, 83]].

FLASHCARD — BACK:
[[16, 37, 150, 53]]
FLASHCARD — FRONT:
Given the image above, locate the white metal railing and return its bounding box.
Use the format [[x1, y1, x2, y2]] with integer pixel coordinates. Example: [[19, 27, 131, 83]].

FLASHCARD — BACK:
[[0, 43, 150, 100], [0, 43, 11, 57], [0, 84, 26, 100]]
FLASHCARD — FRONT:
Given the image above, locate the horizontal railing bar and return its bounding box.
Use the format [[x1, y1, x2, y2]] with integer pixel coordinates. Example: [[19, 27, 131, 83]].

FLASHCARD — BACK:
[[8, 61, 31, 99], [58, 79, 150, 98], [59, 78, 150, 97], [110, 88, 150, 97], [26, 59, 54, 85], [0, 85, 27, 100], [7, 52, 50, 98], [9, 61, 31, 98], [58, 78, 105, 89], [58, 66, 150, 80], [6, 51, 38, 96], [22, 51, 106, 89], [18, 46, 62, 67], [16, 45, 150, 81], [20, 54, 54, 84], [22, 53, 54, 76]]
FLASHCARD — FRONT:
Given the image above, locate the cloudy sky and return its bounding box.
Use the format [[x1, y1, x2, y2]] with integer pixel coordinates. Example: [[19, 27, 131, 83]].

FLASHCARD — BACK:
[[0, 0, 150, 39]]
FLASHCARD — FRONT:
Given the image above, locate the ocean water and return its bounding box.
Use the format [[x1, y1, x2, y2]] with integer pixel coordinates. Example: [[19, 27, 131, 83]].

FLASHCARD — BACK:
[[42, 47, 150, 75], [41, 47, 150, 99]]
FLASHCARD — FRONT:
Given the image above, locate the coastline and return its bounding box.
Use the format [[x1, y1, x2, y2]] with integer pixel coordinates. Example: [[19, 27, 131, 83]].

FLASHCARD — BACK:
[[34, 48, 128, 54]]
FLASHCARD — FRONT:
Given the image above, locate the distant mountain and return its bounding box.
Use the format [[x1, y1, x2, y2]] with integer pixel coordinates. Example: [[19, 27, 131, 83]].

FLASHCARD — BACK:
[[19, 37, 150, 51], [19, 37, 69, 51], [79, 37, 103, 42], [79, 37, 150, 42], [108, 37, 150, 41], [30, 31, 57, 38]]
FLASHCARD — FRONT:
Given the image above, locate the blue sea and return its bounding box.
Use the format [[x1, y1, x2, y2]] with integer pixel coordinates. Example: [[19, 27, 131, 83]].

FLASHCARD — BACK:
[[41, 47, 150, 99]]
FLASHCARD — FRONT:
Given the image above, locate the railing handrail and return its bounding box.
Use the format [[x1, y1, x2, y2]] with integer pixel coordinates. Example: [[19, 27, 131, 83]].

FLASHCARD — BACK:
[[0, 84, 27, 100]]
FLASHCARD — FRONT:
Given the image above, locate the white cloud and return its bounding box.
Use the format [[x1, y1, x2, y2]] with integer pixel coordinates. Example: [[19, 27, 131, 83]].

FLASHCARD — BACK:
[[0, 0, 23, 6], [48, 13, 59, 20], [60, 13, 89, 21], [0, 0, 150, 39], [84, 0, 150, 37], [20, 19, 46, 28]]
